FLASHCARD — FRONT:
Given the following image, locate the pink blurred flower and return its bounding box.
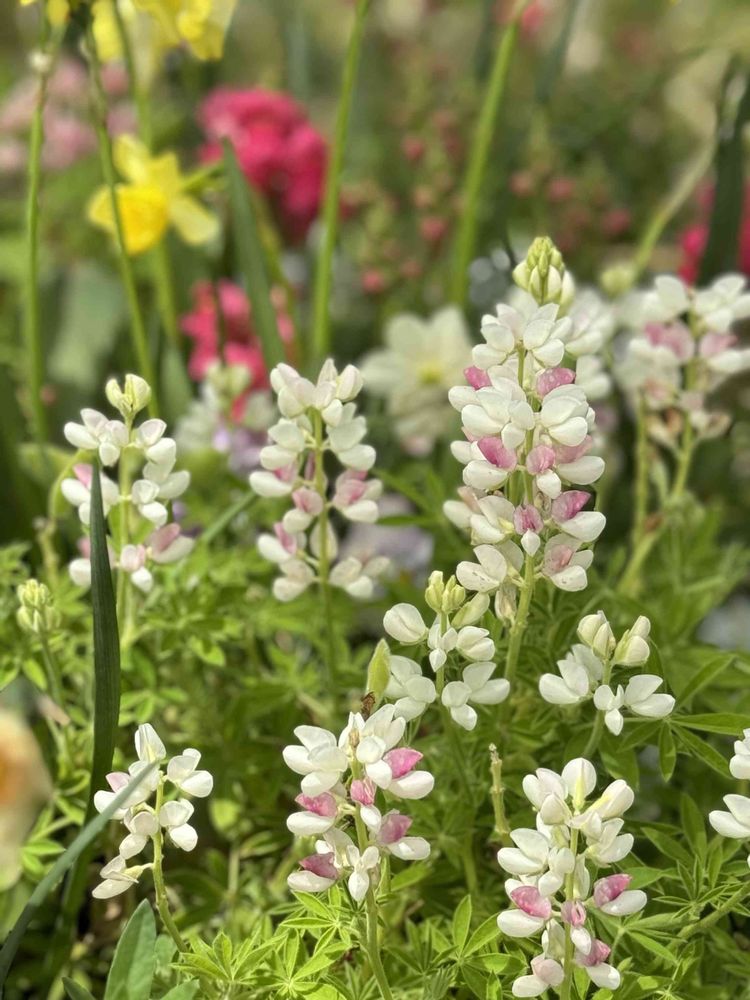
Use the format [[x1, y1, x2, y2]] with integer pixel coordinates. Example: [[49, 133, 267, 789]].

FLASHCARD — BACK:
[[679, 182, 750, 282], [180, 280, 293, 394], [199, 87, 327, 243]]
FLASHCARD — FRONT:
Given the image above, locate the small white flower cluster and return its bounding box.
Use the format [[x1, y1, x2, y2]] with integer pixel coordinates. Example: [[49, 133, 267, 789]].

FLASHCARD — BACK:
[[249, 360, 389, 601], [360, 306, 473, 456], [619, 274, 750, 443], [92, 724, 213, 899], [709, 729, 750, 866], [497, 758, 646, 996], [539, 611, 674, 734], [283, 704, 433, 904], [383, 572, 509, 730], [62, 375, 194, 593], [444, 238, 609, 611]]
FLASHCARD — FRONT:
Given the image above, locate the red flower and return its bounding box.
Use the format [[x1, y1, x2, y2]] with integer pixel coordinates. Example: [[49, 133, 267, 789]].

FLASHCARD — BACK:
[[199, 87, 327, 243]]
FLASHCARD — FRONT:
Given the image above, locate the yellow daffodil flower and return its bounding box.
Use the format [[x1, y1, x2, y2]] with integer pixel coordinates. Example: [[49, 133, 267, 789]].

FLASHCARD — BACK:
[[88, 135, 219, 256], [92, 0, 172, 86], [133, 0, 237, 61]]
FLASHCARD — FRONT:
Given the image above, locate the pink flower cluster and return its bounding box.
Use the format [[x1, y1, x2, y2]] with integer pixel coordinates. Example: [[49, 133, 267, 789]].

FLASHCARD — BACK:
[[0, 59, 131, 175], [199, 88, 327, 243], [180, 280, 293, 405]]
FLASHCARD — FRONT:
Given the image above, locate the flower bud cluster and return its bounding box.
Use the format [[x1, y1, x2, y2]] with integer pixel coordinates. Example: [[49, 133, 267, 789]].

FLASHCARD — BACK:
[[92, 724, 213, 899], [249, 361, 389, 601], [539, 612, 674, 734], [444, 240, 609, 612], [62, 375, 194, 593], [283, 704, 433, 904], [619, 274, 750, 445], [382, 571, 509, 730], [497, 758, 646, 996], [709, 729, 750, 867], [16, 580, 61, 636]]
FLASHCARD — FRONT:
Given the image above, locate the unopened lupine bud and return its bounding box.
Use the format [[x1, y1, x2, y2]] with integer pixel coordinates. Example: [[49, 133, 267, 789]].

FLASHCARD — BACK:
[[441, 576, 466, 615], [613, 616, 651, 666], [513, 236, 573, 307], [577, 611, 615, 659], [425, 571, 445, 613], [105, 374, 152, 421], [366, 640, 391, 702], [17, 580, 61, 636]]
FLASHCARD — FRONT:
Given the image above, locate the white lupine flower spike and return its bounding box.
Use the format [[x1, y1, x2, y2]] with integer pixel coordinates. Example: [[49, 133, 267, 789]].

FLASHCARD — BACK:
[[92, 723, 213, 900], [284, 702, 433, 905], [498, 757, 645, 996], [250, 360, 390, 602], [62, 375, 194, 597]]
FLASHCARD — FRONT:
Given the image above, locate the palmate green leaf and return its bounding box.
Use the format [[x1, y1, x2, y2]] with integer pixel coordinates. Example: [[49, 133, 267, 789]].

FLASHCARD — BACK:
[[674, 727, 729, 777], [0, 762, 158, 991], [104, 900, 156, 1000], [673, 714, 748, 735], [452, 895, 472, 954], [223, 140, 284, 371]]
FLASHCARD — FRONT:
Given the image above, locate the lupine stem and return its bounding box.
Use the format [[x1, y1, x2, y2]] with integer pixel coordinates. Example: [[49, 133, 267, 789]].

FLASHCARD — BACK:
[[115, 442, 134, 642], [84, 22, 158, 413], [504, 553, 534, 688], [582, 656, 613, 758], [631, 395, 650, 547], [111, 9, 182, 351], [152, 779, 187, 951], [559, 827, 580, 1000], [449, 0, 529, 305], [351, 764, 393, 1000], [310, 0, 370, 364], [489, 745, 512, 846], [24, 22, 60, 444], [678, 882, 750, 940], [313, 412, 337, 685]]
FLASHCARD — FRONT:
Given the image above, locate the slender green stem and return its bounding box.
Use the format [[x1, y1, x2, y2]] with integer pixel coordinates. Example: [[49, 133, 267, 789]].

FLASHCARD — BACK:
[[39, 636, 65, 708], [449, 1, 528, 304], [504, 553, 534, 688], [23, 23, 60, 444], [351, 773, 393, 1000], [310, 0, 371, 364], [559, 828, 580, 1000], [152, 779, 187, 951], [489, 745, 512, 846], [112, 9, 182, 351], [631, 395, 649, 546], [678, 882, 750, 940], [84, 23, 158, 412], [313, 412, 337, 685]]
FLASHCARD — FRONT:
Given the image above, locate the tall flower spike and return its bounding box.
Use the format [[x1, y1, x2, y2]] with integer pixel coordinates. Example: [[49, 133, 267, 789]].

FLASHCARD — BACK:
[[284, 704, 433, 905], [92, 723, 213, 899], [709, 730, 750, 868], [250, 360, 390, 602], [497, 758, 646, 995], [62, 375, 194, 594], [444, 238, 608, 620]]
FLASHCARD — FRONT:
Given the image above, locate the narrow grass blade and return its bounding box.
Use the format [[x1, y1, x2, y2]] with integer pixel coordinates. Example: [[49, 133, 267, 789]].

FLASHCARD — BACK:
[[223, 140, 284, 370], [89, 461, 121, 801], [39, 463, 122, 988], [0, 762, 158, 991], [699, 66, 750, 282]]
